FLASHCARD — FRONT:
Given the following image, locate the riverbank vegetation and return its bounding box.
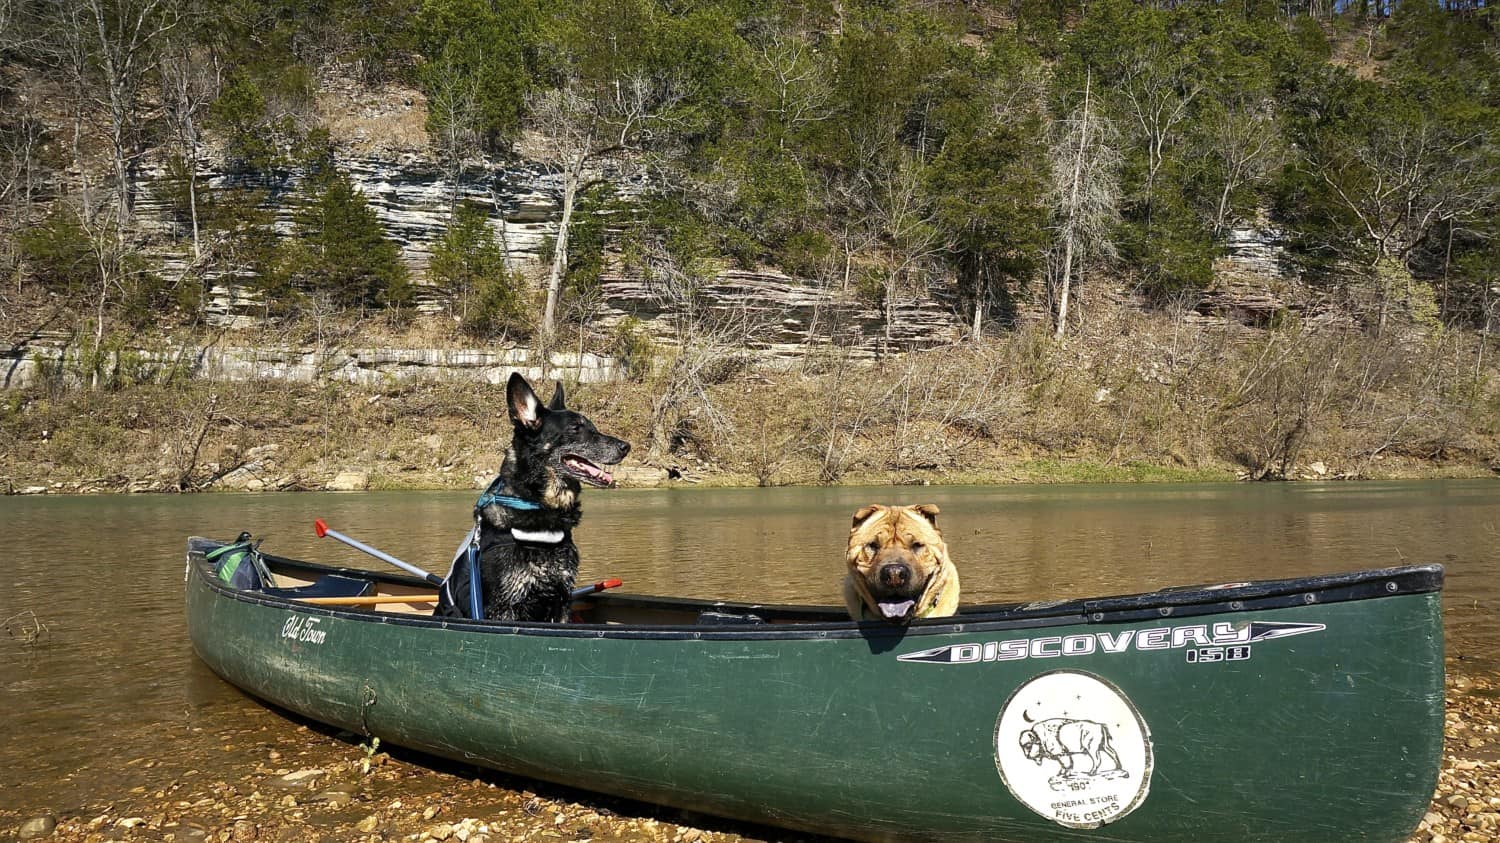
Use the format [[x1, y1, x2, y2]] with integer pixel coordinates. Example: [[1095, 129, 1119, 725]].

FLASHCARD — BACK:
[[2, 0, 1499, 490], [3, 292, 1495, 493]]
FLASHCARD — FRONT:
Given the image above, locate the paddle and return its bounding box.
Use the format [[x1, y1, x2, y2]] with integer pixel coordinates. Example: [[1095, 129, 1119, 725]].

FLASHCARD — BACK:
[[302, 522, 624, 608], [572, 578, 624, 598], [289, 576, 624, 603], [293, 578, 624, 607], [313, 518, 444, 586]]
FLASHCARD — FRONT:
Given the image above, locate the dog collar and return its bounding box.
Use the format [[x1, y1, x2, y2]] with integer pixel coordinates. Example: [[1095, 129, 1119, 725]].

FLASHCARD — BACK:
[[476, 490, 542, 511], [510, 527, 566, 544]]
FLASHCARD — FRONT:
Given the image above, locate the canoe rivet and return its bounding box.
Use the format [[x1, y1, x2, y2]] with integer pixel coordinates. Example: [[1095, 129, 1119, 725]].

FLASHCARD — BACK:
[[1303, 593, 1317, 604], [1385, 581, 1398, 593], [1157, 607, 1171, 617], [693, 632, 701, 640], [1091, 612, 1104, 622], [819, 631, 828, 639], [1230, 601, 1243, 610], [596, 630, 606, 638]]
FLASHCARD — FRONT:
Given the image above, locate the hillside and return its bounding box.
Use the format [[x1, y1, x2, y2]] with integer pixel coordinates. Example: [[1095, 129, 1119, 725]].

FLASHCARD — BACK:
[[1, 0, 1498, 490]]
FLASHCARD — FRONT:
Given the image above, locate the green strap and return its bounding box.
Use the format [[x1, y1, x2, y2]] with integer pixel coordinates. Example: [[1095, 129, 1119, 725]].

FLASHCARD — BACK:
[[214, 549, 248, 583]]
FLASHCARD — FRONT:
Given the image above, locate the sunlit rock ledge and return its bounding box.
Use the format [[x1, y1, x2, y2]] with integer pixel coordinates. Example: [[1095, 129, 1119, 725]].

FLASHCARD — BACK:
[[1, 344, 621, 389]]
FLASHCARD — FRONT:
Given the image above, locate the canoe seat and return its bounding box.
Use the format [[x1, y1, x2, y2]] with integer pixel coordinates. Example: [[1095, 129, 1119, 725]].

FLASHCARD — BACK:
[[697, 609, 767, 626], [262, 575, 374, 600]]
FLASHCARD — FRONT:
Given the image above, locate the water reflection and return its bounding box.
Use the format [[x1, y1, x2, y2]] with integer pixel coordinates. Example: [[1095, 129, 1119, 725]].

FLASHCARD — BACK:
[[1, 480, 1496, 811]]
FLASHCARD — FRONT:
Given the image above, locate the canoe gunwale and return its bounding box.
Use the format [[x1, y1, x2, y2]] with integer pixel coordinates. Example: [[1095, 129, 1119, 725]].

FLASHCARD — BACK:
[[186, 536, 1443, 641]]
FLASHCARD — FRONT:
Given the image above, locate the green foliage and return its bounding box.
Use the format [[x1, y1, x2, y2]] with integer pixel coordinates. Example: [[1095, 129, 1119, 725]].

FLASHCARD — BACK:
[[560, 188, 619, 302], [17, 209, 95, 295], [926, 40, 1052, 326], [430, 201, 529, 336], [292, 171, 412, 309], [12, 0, 1500, 337], [415, 0, 538, 147], [208, 72, 302, 175], [1118, 205, 1218, 299], [819, 8, 958, 171], [610, 316, 655, 380], [18, 208, 177, 325], [705, 140, 818, 264]]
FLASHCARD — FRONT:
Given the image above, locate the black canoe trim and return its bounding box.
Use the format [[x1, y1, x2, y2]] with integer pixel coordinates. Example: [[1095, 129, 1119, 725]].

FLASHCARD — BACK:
[[186, 536, 1444, 642]]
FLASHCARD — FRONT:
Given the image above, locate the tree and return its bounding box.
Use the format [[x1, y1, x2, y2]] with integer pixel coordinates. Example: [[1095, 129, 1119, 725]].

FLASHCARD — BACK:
[[1281, 68, 1498, 333], [867, 151, 941, 353], [293, 171, 411, 311], [926, 42, 1051, 338], [429, 201, 526, 333], [159, 31, 220, 262], [207, 72, 300, 176], [78, 0, 180, 223], [1048, 70, 1122, 338], [1064, 0, 1214, 298], [421, 42, 485, 218], [528, 73, 686, 337], [748, 28, 832, 153], [414, 0, 535, 149]]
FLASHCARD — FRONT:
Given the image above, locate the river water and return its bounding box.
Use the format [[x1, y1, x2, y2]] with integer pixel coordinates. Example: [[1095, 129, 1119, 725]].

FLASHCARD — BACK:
[[1, 480, 1497, 815]]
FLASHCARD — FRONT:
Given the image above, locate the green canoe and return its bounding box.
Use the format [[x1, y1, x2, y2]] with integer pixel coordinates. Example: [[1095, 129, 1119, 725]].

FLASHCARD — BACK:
[[184, 536, 1444, 842]]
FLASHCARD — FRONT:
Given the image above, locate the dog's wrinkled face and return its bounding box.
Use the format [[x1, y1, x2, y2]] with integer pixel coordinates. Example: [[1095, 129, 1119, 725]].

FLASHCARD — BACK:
[[508, 373, 630, 497], [846, 504, 949, 623]]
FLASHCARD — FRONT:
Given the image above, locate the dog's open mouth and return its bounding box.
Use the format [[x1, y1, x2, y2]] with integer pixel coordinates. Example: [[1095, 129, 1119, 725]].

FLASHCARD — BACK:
[[876, 599, 916, 620], [562, 454, 615, 487]]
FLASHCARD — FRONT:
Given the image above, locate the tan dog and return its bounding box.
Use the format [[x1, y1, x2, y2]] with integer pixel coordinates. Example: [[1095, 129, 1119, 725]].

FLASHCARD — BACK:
[[844, 504, 960, 624]]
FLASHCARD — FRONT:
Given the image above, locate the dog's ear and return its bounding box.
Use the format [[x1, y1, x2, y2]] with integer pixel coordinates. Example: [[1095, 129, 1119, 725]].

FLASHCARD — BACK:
[[548, 382, 566, 411], [507, 372, 544, 430], [852, 505, 884, 530], [911, 504, 941, 525]]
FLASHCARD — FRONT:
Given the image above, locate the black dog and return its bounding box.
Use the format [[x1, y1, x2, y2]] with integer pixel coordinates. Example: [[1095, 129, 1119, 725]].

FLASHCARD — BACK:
[[436, 372, 629, 622]]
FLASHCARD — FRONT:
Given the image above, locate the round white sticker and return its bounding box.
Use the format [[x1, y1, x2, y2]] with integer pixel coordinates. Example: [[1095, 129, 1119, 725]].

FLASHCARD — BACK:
[[994, 670, 1153, 828]]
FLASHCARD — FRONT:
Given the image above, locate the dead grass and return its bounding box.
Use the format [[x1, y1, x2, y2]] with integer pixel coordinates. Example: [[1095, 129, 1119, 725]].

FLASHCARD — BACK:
[[2, 303, 1498, 493]]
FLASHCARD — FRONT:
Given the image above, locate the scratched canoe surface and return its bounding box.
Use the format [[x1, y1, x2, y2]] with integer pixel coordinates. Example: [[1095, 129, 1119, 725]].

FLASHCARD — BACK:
[[185, 537, 1444, 843]]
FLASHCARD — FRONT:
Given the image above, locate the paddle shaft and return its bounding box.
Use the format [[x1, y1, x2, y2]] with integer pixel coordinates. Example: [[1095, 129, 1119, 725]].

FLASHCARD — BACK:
[[314, 519, 444, 586], [293, 579, 623, 607], [297, 595, 437, 605]]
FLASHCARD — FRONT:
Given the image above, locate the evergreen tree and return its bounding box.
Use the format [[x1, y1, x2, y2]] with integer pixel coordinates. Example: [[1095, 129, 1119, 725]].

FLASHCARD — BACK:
[[293, 171, 411, 310], [429, 201, 527, 335]]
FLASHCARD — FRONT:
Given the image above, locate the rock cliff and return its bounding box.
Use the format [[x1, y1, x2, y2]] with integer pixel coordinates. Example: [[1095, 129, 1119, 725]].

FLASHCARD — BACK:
[[126, 149, 1301, 361]]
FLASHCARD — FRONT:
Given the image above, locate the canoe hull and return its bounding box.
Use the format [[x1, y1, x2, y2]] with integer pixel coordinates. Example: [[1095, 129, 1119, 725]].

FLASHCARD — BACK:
[[186, 548, 1443, 843]]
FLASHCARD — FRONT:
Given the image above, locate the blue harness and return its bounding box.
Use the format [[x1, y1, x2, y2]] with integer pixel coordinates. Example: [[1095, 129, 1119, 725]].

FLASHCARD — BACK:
[[458, 477, 542, 620]]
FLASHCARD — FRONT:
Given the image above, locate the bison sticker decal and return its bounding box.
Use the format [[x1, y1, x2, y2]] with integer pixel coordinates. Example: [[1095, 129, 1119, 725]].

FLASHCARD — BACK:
[[995, 671, 1152, 828]]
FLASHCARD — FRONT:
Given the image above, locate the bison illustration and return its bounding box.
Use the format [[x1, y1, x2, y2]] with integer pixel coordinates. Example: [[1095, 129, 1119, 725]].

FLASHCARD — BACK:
[[1017, 716, 1123, 777]]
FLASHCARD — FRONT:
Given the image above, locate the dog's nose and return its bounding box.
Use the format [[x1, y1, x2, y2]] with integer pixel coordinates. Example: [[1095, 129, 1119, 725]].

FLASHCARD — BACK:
[[878, 563, 911, 589], [619, 441, 631, 457]]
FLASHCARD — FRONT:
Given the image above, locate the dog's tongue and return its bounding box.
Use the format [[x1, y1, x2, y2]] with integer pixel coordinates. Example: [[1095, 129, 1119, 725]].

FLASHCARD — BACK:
[[878, 600, 915, 619], [565, 456, 614, 486]]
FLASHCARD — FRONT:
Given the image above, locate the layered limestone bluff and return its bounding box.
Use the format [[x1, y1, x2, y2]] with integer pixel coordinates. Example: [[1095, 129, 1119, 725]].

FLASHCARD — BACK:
[[1, 342, 620, 389], [105, 145, 1306, 386]]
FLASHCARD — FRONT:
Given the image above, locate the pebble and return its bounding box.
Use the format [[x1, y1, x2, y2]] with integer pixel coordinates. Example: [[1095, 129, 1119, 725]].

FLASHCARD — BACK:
[[18, 815, 57, 840], [355, 815, 379, 834]]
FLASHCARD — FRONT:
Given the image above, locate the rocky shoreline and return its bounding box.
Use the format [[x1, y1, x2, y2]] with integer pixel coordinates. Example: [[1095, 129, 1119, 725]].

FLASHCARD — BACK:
[[4, 666, 1495, 843]]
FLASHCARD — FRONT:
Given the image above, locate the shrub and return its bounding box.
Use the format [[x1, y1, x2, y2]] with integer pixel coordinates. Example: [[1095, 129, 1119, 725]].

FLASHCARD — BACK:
[[292, 171, 412, 310], [17, 208, 95, 294]]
